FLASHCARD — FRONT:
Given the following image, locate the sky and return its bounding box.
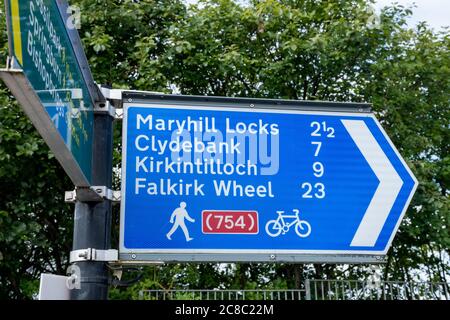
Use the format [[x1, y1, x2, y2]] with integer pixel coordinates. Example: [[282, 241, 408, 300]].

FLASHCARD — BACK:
[[185, 0, 449, 30], [373, 0, 449, 30]]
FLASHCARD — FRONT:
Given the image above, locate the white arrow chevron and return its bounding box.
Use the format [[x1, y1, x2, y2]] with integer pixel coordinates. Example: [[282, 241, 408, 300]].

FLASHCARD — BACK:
[[341, 120, 403, 247]]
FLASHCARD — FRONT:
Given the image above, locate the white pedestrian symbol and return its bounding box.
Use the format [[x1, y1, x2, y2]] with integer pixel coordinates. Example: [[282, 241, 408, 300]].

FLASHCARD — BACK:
[[166, 202, 195, 242]]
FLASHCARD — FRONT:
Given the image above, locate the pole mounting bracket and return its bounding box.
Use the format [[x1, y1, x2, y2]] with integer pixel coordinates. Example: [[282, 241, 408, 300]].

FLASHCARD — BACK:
[[65, 186, 121, 203], [94, 101, 123, 120], [70, 248, 118, 263], [94, 101, 116, 118]]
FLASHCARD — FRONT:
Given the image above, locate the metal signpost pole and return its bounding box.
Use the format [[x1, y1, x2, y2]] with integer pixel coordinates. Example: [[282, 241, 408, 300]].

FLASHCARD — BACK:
[[70, 108, 114, 300]]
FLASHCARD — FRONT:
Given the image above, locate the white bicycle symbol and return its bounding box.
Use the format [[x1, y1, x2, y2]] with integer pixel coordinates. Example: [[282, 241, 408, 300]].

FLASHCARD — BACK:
[[265, 209, 311, 238]]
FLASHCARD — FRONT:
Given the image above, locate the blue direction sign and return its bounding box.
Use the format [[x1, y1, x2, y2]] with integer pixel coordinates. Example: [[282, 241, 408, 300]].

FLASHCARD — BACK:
[[120, 98, 418, 263]]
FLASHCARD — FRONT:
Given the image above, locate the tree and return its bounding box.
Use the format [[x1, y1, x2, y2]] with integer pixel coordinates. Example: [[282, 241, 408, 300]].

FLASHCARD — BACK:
[[365, 21, 449, 283], [139, 0, 449, 287]]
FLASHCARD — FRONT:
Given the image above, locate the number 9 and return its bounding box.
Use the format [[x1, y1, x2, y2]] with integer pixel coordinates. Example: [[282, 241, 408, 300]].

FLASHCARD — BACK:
[[313, 162, 324, 177]]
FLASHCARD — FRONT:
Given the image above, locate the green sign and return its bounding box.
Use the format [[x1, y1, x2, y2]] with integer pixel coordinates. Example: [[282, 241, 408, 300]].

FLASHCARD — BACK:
[[3, 0, 95, 185]]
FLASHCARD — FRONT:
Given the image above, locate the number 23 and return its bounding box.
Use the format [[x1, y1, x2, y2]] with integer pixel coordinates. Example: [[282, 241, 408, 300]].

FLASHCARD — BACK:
[[301, 182, 326, 199]]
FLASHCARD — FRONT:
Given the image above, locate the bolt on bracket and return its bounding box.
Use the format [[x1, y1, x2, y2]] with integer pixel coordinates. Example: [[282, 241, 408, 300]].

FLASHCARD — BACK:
[[65, 186, 121, 203], [70, 248, 118, 263], [94, 101, 116, 118]]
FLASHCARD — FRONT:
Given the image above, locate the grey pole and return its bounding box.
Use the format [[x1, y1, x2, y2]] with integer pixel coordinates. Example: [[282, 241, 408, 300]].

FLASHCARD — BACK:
[[70, 109, 114, 300]]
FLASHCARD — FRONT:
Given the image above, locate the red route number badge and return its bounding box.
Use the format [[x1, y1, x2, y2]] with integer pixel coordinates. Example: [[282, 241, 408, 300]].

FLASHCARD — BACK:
[[202, 210, 259, 234]]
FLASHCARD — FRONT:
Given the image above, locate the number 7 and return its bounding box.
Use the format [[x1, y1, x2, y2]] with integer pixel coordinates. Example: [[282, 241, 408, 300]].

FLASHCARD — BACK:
[[215, 215, 223, 228], [312, 141, 322, 157]]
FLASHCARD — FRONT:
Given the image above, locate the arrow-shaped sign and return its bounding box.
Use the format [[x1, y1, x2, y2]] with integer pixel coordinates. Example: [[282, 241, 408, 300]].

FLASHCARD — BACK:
[[119, 98, 419, 263]]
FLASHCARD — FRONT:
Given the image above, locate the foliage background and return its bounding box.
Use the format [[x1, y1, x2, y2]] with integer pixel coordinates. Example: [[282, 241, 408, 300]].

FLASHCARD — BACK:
[[0, 0, 448, 299]]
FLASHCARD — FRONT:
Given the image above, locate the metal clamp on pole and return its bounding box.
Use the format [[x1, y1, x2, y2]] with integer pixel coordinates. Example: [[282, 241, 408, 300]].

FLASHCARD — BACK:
[[65, 186, 121, 203], [94, 100, 123, 120], [70, 248, 119, 263], [94, 101, 116, 118]]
